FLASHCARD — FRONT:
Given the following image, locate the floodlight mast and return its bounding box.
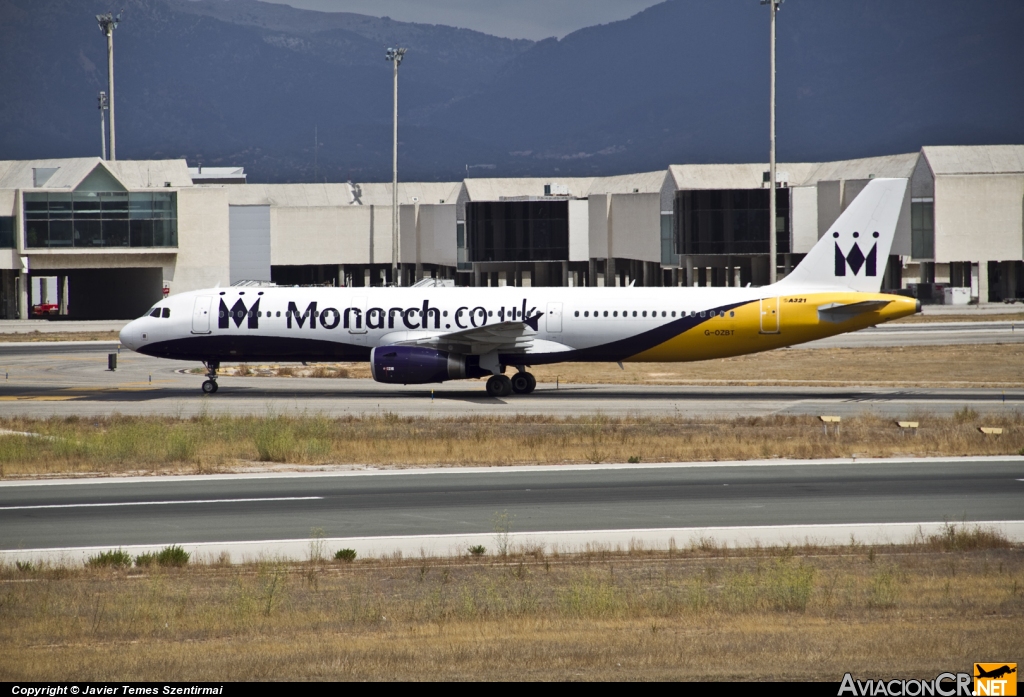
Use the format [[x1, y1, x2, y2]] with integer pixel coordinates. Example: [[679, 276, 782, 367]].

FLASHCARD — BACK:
[[96, 11, 121, 161], [98, 92, 109, 160], [762, 0, 782, 284], [386, 47, 406, 286]]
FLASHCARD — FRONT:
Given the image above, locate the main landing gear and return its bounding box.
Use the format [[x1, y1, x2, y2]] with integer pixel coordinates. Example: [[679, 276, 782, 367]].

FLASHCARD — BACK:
[[486, 369, 536, 398], [201, 361, 220, 394]]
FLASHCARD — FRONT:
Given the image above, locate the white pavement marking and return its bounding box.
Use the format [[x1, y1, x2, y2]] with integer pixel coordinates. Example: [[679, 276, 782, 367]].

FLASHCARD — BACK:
[[0, 455, 1020, 488], [3, 521, 1022, 566], [0, 496, 323, 510]]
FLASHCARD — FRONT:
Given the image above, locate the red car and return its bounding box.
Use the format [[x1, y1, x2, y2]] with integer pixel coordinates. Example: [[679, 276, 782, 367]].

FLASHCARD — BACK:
[[32, 303, 59, 316]]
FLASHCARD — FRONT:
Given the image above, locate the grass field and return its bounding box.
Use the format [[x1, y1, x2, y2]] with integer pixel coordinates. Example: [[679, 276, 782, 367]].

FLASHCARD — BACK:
[[1, 526, 1019, 681], [0, 410, 1020, 477]]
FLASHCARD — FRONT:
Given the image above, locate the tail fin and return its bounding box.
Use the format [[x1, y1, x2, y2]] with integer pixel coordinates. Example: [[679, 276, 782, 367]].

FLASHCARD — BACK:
[[777, 178, 907, 292]]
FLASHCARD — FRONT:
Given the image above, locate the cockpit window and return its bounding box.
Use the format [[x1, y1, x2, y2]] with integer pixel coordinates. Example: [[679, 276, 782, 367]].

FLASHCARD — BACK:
[[162, 308, 171, 318], [149, 309, 160, 318]]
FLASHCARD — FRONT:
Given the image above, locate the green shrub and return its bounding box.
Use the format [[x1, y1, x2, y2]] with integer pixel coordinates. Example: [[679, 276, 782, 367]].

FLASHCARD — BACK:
[[88, 549, 132, 568], [627, 456, 641, 464], [253, 420, 298, 462], [155, 545, 190, 567], [867, 567, 901, 609], [334, 548, 357, 562], [15, 560, 33, 572], [134, 552, 156, 567], [468, 545, 486, 557]]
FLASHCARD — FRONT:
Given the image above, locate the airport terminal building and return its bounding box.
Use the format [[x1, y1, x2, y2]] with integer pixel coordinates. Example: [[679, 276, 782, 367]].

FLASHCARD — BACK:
[[1, 144, 1021, 319]]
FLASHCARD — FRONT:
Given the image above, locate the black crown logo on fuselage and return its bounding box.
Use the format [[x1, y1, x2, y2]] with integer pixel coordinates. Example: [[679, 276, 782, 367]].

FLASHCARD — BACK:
[[834, 231, 880, 277]]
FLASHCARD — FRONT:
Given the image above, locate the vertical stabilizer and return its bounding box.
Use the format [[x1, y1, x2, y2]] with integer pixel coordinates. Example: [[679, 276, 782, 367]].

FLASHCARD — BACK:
[[777, 178, 907, 292]]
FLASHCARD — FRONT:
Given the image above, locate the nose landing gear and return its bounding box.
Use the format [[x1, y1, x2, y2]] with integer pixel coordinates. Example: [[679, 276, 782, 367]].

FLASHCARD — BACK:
[[201, 361, 220, 394]]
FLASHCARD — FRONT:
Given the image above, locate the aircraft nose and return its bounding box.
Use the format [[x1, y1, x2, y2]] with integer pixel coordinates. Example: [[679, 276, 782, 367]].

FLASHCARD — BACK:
[[119, 320, 140, 351]]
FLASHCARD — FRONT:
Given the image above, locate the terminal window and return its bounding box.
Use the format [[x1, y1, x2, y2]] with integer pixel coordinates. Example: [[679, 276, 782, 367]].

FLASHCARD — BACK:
[[911, 199, 934, 260], [0, 217, 14, 248], [466, 200, 569, 262], [675, 189, 790, 256], [23, 192, 177, 248]]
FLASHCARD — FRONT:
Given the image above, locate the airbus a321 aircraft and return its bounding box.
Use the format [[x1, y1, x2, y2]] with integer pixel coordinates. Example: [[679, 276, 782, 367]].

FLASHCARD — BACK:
[[120, 178, 919, 397]]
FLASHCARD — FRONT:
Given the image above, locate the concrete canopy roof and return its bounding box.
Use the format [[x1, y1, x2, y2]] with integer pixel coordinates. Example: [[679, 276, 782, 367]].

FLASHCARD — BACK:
[[0, 158, 192, 190], [586, 171, 668, 195], [922, 145, 1024, 175], [668, 163, 818, 190], [462, 177, 597, 201], [801, 153, 919, 184], [223, 182, 461, 207]]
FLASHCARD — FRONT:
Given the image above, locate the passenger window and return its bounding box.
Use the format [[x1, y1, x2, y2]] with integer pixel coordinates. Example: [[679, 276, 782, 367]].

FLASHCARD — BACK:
[[162, 308, 171, 318], [700, 311, 706, 318], [613, 311, 618, 317], [443, 310, 448, 317], [671, 311, 676, 317], [488, 310, 493, 317], [584, 311, 589, 317], [574, 311, 579, 317], [276, 311, 281, 317], [729, 311, 735, 317], [642, 311, 647, 317], [603, 311, 608, 317], [632, 311, 637, 317], [662, 311, 666, 317]]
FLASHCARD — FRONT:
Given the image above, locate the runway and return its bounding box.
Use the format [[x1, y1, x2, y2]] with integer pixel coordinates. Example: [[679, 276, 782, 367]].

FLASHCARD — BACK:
[[0, 321, 1022, 418], [1, 458, 1021, 562]]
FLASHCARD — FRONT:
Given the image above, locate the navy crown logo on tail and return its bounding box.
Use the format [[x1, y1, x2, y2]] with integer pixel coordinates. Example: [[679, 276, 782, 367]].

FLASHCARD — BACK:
[[834, 231, 879, 277]]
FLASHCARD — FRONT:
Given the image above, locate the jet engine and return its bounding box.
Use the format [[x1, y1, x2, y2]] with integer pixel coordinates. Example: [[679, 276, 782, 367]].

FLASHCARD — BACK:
[[370, 346, 487, 384]]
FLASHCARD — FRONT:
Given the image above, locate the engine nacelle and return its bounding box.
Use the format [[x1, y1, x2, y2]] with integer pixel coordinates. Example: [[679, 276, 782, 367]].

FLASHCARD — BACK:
[[370, 346, 486, 384]]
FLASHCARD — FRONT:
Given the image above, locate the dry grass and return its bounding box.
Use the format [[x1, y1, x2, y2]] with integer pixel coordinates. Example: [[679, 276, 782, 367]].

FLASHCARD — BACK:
[[0, 410, 1021, 477], [204, 344, 1024, 387], [1, 530, 1020, 681]]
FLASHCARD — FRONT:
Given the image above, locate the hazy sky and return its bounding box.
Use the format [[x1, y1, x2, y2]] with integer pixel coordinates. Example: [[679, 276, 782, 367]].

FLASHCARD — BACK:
[[258, 0, 666, 40]]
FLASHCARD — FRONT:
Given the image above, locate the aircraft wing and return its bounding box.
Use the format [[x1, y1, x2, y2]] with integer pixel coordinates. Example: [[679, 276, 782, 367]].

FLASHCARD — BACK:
[[391, 320, 538, 355], [817, 300, 893, 323]]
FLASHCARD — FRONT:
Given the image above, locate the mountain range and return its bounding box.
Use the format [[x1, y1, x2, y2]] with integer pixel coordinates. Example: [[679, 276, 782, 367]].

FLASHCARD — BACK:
[[0, 0, 1020, 182]]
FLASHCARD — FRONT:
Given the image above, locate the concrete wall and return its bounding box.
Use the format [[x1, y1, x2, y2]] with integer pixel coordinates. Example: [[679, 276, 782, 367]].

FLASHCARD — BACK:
[[588, 194, 610, 260], [609, 192, 660, 263], [790, 186, 818, 253], [817, 180, 842, 237], [417, 204, 457, 267], [568, 199, 589, 262], [229, 205, 271, 283], [173, 187, 229, 293], [934, 174, 1024, 262]]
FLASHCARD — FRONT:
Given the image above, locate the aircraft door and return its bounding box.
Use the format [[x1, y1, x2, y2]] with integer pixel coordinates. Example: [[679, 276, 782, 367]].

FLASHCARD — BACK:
[[348, 296, 368, 341], [546, 302, 563, 333], [191, 296, 213, 334], [759, 297, 780, 334]]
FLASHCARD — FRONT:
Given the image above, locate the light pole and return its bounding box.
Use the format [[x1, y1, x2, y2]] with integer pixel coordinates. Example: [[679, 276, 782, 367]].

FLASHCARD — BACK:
[[98, 91, 108, 160], [96, 11, 121, 161], [762, 0, 782, 284], [386, 47, 407, 286]]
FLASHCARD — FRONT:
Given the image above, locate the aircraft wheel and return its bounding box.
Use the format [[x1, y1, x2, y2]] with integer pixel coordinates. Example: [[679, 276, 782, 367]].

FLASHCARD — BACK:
[[486, 374, 512, 398], [511, 372, 536, 394], [202, 380, 218, 394]]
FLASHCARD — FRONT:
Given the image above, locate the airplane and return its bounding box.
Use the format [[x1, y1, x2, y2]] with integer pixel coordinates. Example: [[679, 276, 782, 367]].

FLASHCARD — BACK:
[[119, 178, 920, 396]]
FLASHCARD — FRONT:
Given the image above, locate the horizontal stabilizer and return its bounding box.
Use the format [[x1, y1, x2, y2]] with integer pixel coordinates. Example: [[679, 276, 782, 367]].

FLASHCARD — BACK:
[[817, 300, 892, 323]]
